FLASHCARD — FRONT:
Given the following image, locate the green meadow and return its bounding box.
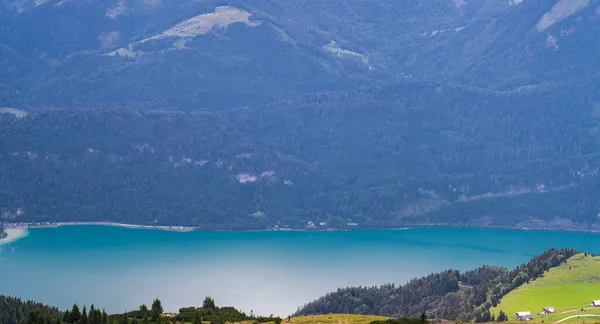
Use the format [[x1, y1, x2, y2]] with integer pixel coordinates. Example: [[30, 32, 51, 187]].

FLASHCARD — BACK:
[[491, 253, 600, 323], [233, 315, 390, 324]]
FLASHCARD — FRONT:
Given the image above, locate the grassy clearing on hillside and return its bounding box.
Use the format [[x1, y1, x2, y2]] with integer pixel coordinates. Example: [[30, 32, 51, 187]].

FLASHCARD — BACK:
[[0, 107, 28, 118], [233, 315, 389, 324], [491, 253, 600, 323]]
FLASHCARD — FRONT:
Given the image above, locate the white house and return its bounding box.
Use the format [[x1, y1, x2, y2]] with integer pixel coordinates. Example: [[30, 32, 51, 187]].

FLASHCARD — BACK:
[[516, 311, 533, 321], [543, 307, 555, 314], [592, 300, 600, 307]]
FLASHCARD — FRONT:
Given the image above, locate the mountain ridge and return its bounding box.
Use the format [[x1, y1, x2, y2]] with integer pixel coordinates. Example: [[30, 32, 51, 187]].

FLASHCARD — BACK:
[[1, 0, 599, 229], [1, 0, 598, 109]]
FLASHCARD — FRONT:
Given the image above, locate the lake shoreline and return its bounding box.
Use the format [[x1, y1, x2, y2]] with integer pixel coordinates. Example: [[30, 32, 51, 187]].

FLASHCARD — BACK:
[[3, 221, 600, 234], [0, 228, 29, 245], [2, 226, 600, 316], [3, 222, 195, 232]]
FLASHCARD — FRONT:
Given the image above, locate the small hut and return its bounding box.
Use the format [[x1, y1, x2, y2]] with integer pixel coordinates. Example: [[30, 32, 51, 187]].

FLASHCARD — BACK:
[[516, 311, 533, 321]]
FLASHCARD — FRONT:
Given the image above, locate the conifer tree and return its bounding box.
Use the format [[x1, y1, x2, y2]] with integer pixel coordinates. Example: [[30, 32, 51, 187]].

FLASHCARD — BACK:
[[151, 299, 163, 322], [138, 304, 149, 319], [203, 297, 216, 310], [89, 305, 101, 324], [193, 310, 202, 324], [100, 309, 108, 324], [70, 304, 81, 323], [81, 306, 88, 324], [497, 310, 508, 322]]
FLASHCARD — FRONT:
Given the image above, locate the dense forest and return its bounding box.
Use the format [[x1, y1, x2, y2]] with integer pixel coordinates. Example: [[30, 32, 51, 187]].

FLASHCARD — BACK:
[[295, 248, 580, 322], [2, 81, 600, 230], [0, 296, 62, 324], [1, 0, 599, 230], [0, 296, 284, 324], [0, 0, 597, 110]]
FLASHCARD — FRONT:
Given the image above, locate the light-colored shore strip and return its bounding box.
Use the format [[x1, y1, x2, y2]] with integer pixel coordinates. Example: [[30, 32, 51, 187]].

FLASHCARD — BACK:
[[4, 222, 196, 232], [0, 228, 29, 245]]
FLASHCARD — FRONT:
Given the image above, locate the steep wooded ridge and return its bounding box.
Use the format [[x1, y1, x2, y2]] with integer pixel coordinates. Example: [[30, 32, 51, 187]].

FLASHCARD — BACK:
[[1, 0, 600, 229], [294, 248, 580, 322], [3, 83, 600, 229], [0, 296, 62, 324]]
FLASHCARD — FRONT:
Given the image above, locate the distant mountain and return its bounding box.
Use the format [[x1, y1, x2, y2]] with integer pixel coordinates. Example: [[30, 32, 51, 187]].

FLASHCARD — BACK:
[[1, 0, 600, 229], [0, 0, 598, 109]]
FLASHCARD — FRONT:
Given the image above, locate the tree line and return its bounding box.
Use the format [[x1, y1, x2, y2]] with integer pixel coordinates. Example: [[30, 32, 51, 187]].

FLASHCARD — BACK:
[[2, 296, 283, 324]]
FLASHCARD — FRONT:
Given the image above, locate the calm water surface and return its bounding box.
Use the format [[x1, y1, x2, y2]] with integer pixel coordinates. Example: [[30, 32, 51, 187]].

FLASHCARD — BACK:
[[1, 226, 599, 316]]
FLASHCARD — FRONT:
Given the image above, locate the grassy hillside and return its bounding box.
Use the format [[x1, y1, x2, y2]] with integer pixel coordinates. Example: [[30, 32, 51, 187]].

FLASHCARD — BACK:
[[233, 315, 390, 324], [491, 253, 600, 323]]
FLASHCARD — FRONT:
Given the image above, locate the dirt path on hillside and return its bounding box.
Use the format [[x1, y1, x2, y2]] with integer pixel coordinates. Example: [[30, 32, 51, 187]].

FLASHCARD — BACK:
[[555, 314, 600, 323]]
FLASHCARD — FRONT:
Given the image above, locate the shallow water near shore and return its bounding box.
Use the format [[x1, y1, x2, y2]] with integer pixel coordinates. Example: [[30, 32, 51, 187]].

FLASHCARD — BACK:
[[1, 226, 599, 316], [0, 228, 29, 245]]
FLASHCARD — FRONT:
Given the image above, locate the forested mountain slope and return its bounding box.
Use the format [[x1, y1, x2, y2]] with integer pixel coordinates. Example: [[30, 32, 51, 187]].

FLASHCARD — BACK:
[[1, 0, 599, 228], [0, 0, 598, 109], [0, 296, 62, 324], [3, 82, 600, 229], [294, 248, 580, 322]]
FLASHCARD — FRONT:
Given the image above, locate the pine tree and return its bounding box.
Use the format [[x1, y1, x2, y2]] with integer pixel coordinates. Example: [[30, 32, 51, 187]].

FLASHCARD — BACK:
[[420, 312, 427, 324], [81, 306, 89, 324], [70, 304, 82, 323], [151, 299, 163, 322], [138, 304, 149, 319], [101, 309, 108, 324], [203, 297, 216, 310], [475, 312, 483, 323], [90, 305, 101, 324], [193, 310, 202, 324], [497, 310, 508, 322]]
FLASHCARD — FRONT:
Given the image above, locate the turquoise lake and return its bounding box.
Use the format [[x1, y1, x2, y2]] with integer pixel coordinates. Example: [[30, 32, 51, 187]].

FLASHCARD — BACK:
[[1, 226, 600, 316]]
